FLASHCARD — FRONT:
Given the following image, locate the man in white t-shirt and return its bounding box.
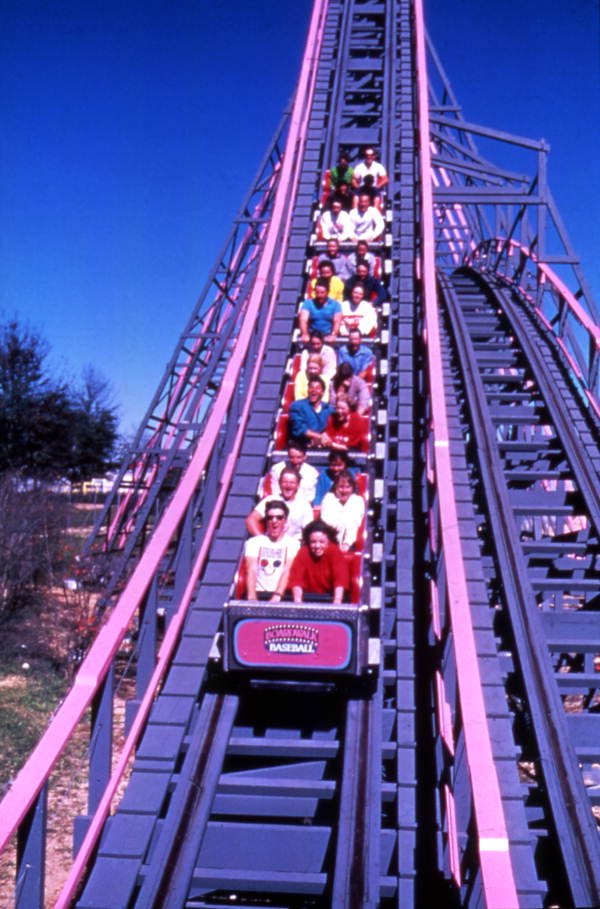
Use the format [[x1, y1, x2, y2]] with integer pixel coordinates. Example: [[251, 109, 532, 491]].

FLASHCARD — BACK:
[[247, 466, 314, 541], [318, 198, 353, 242], [352, 147, 388, 200], [348, 193, 385, 243], [244, 499, 300, 600]]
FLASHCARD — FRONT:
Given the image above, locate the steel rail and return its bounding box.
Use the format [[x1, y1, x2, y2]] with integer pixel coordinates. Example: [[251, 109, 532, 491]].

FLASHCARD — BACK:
[[431, 159, 474, 265], [84, 125, 287, 566], [100, 210, 273, 556], [414, 1, 520, 905], [93, 158, 288, 490], [93, 200, 276, 562], [330, 697, 378, 908], [134, 685, 352, 908], [72, 0, 386, 902], [430, 113, 546, 152], [88, 230, 269, 589], [73, 197, 279, 636], [440, 269, 600, 908], [54, 486, 237, 907], [135, 695, 372, 907]]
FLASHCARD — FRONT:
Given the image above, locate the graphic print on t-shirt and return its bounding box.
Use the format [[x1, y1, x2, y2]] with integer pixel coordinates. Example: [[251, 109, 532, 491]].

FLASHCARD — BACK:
[[256, 541, 288, 590]]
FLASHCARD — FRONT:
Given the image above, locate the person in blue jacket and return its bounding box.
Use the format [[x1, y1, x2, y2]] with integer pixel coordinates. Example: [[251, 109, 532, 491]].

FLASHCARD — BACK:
[[289, 376, 333, 447]]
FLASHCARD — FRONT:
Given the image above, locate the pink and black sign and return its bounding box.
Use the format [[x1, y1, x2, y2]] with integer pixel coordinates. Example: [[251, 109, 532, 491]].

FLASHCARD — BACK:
[[232, 618, 354, 670]]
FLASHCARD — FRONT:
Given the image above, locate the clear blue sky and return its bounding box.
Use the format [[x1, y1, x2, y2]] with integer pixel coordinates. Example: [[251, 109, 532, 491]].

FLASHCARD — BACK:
[[1, 0, 599, 433]]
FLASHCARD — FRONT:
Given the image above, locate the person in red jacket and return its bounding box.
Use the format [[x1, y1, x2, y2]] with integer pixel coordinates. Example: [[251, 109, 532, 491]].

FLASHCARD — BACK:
[[322, 396, 368, 451], [289, 519, 348, 604]]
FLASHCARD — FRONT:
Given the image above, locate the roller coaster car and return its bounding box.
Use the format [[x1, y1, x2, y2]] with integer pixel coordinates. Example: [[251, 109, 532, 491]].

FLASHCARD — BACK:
[[217, 600, 380, 679]]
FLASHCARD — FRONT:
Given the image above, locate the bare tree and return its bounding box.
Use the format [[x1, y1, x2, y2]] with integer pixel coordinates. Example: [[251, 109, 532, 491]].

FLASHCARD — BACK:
[[0, 474, 68, 620]]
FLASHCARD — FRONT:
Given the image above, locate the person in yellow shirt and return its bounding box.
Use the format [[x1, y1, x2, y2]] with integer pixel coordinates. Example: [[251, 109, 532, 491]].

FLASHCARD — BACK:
[[306, 260, 344, 302], [294, 354, 330, 401]]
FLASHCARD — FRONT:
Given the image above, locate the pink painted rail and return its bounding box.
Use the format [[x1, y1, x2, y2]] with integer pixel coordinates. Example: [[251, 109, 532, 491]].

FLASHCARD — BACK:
[[431, 153, 476, 266], [0, 5, 329, 897], [415, 1, 520, 906]]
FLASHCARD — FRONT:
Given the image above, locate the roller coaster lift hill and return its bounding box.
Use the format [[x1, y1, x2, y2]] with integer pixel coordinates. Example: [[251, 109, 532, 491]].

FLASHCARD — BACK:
[[2, 1, 600, 907]]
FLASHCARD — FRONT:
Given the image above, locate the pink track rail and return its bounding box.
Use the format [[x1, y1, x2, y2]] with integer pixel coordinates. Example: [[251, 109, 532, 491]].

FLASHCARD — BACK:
[[414, 1, 520, 906], [0, 5, 329, 899], [431, 155, 476, 265]]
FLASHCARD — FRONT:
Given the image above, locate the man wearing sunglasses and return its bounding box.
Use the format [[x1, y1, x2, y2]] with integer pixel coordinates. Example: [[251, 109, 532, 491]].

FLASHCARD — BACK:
[[243, 499, 300, 601]]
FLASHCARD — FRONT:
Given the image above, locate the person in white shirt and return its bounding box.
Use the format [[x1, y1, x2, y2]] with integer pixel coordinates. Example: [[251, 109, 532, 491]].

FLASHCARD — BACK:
[[339, 284, 378, 336], [247, 466, 314, 541], [352, 147, 388, 199], [265, 440, 319, 503], [318, 198, 353, 242], [321, 470, 365, 551], [244, 499, 300, 600], [348, 193, 385, 242]]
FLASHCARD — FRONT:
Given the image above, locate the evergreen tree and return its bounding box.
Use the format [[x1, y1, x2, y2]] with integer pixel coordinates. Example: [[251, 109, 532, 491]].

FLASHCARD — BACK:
[[0, 319, 119, 479]]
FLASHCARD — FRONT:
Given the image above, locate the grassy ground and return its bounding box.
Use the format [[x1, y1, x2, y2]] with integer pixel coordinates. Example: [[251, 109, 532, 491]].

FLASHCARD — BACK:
[[0, 656, 68, 790]]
